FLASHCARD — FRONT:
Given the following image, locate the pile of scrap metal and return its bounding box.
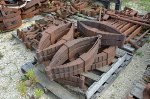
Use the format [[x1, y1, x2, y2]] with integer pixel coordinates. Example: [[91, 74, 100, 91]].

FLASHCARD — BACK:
[[41, 0, 85, 18], [41, 0, 101, 18], [0, 1, 22, 31], [1, 0, 49, 19], [100, 7, 150, 49], [20, 0, 48, 19], [34, 20, 125, 89], [17, 15, 68, 49], [0, 0, 49, 31]]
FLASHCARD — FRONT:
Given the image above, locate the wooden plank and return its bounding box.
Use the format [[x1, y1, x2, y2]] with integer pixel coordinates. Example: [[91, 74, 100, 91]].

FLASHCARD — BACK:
[[82, 72, 101, 81], [21, 62, 35, 73], [96, 65, 112, 73], [86, 54, 128, 99], [116, 48, 127, 57], [121, 45, 135, 53]]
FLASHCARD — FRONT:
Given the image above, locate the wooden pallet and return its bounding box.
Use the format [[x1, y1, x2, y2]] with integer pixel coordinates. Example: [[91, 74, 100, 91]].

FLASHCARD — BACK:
[[21, 48, 132, 99]]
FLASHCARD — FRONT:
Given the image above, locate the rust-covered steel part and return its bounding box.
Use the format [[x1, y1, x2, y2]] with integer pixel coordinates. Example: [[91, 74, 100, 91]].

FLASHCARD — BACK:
[[0, 0, 49, 31], [0, 6, 22, 31], [36, 23, 75, 62], [45, 36, 100, 81], [40, 0, 89, 18], [26, 20, 117, 88], [101, 7, 150, 49], [21, 0, 49, 19], [16, 19, 117, 89], [77, 21, 125, 47], [17, 16, 67, 50], [101, 7, 150, 26]]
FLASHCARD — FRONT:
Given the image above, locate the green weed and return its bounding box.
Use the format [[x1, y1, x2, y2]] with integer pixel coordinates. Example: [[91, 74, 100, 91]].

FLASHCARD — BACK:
[[34, 88, 44, 99], [25, 69, 38, 84], [17, 81, 27, 96], [136, 51, 144, 57]]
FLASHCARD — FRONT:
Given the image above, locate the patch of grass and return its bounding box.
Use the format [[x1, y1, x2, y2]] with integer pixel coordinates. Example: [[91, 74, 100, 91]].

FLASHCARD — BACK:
[[25, 69, 38, 84], [34, 88, 44, 99], [20, 75, 28, 82], [136, 51, 144, 57], [17, 81, 27, 96], [121, 0, 150, 12]]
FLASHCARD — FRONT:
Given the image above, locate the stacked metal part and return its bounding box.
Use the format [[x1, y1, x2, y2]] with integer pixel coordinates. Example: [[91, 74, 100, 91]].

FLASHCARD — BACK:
[[35, 21, 125, 89], [17, 16, 67, 49], [21, 0, 48, 19], [0, 5, 22, 31], [0, 0, 49, 31], [101, 7, 150, 49]]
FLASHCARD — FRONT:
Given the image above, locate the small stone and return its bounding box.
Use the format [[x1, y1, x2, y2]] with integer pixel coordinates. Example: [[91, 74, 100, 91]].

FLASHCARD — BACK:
[[29, 95, 35, 99], [25, 80, 32, 87]]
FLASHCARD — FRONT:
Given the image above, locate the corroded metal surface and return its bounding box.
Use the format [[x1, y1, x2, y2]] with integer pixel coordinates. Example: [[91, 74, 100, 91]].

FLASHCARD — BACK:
[[101, 7, 150, 49], [77, 21, 125, 47], [40, 0, 89, 18], [21, 0, 48, 19], [45, 36, 101, 80], [0, 6, 22, 31], [15, 18, 119, 88], [26, 20, 117, 88], [37, 23, 74, 62], [17, 16, 66, 50], [34, 22, 117, 88]]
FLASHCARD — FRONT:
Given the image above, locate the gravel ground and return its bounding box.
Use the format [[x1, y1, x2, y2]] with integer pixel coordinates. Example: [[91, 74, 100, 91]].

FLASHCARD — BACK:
[[0, 22, 48, 99], [100, 43, 150, 99], [0, 31, 34, 99]]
